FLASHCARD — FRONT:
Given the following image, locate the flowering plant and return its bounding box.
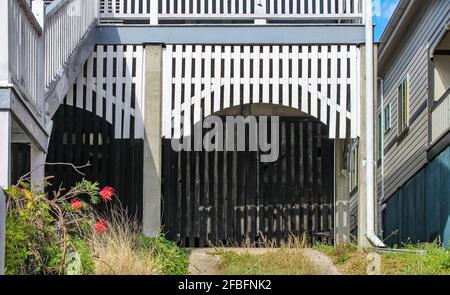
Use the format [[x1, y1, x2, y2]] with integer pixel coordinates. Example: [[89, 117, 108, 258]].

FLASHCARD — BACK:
[[4, 178, 117, 275]]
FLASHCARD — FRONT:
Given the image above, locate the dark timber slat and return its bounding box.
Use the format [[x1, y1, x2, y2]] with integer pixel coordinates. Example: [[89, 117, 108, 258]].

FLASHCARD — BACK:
[[163, 117, 334, 247], [46, 104, 143, 222]]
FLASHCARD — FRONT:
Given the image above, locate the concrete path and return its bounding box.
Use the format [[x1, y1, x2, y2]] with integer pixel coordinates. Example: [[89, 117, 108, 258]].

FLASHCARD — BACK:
[[188, 248, 341, 275], [301, 248, 341, 275], [188, 248, 220, 275]]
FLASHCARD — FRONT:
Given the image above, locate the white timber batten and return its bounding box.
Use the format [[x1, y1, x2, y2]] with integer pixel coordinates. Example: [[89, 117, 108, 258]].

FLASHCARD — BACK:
[[98, 0, 364, 24], [63, 45, 145, 140], [162, 44, 360, 140]]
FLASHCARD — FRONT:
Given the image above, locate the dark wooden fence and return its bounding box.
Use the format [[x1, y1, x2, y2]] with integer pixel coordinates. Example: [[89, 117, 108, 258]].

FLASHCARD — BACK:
[[163, 117, 334, 247], [11, 143, 31, 185], [46, 104, 143, 221]]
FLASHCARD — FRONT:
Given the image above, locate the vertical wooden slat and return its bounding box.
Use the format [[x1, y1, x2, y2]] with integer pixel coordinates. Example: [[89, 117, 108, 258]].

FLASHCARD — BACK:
[[233, 45, 241, 106], [252, 46, 260, 104], [350, 45, 358, 138], [339, 45, 348, 138], [163, 45, 173, 139], [262, 46, 270, 104], [213, 45, 222, 113], [243, 46, 251, 105], [115, 45, 124, 139], [329, 45, 338, 138], [301, 46, 309, 113], [223, 46, 232, 108], [272, 46, 280, 105], [310, 45, 319, 118], [292, 46, 299, 109], [96, 46, 104, 117], [320, 45, 329, 124], [204, 45, 212, 116], [282, 45, 290, 107]]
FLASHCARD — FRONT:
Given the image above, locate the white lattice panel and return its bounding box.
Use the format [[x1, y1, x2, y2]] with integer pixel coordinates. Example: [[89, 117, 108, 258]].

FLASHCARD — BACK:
[[163, 44, 360, 139], [65, 45, 145, 139]]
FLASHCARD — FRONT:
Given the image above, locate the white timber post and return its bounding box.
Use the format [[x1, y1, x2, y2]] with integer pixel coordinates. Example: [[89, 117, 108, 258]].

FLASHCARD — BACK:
[[32, 0, 46, 117], [0, 111, 12, 275], [31, 0, 47, 186], [0, 0, 10, 87], [254, 0, 267, 25], [150, 0, 158, 25]]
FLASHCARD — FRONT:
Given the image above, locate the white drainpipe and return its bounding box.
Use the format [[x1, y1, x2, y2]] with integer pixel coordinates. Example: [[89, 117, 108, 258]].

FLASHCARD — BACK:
[[365, 0, 386, 248]]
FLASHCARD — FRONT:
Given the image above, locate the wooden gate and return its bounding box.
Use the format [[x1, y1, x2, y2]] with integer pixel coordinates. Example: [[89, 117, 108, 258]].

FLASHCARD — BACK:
[[46, 104, 144, 220], [163, 117, 334, 247]]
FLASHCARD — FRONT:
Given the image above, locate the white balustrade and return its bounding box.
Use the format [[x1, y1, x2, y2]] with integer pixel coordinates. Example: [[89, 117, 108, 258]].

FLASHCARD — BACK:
[[45, 0, 98, 90], [6, 0, 42, 105], [431, 90, 450, 143], [99, 0, 364, 24]]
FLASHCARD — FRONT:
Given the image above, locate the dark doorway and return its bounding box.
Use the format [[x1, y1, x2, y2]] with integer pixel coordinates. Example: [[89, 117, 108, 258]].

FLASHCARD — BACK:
[[162, 117, 334, 247], [46, 104, 144, 221]]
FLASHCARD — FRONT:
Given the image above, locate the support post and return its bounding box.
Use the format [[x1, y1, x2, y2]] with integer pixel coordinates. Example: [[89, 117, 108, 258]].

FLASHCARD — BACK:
[[335, 139, 351, 244], [0, 0, 10, 86], [0, 111, 11, 275], [142, 45, 163, 237], [358, 45, 370, 247], [32, 0, 46, 116], [31, 145, 46, 185]]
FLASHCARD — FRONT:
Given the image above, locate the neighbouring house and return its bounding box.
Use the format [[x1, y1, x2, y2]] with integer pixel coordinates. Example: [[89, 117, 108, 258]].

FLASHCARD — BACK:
[[1, 0, 388, 274], [376, 0, 450, 247]]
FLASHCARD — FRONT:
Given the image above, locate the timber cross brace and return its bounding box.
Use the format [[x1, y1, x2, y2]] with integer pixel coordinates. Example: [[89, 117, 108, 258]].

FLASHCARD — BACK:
[[0, 0, 379, 270]]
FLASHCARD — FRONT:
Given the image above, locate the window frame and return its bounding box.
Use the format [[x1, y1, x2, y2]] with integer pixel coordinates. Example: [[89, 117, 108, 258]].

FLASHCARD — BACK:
[[384, 102, 392, 133], [349, 140, 359, 193], [377, 111, 382, 161], [397, 74, 410, 135]]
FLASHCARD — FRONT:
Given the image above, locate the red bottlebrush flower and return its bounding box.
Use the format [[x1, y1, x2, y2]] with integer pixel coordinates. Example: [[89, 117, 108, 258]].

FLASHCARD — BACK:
[[99, 186, 115, 202], [70, 198, 82, 210], [95, 220, 108, 233]]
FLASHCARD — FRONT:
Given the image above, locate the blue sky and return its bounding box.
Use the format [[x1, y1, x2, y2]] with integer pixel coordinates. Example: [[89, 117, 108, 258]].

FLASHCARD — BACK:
[[374, 0, 400, 41]]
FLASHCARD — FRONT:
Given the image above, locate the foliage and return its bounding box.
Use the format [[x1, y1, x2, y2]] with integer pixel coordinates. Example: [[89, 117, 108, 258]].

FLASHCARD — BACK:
[[314, 242, 450, 275], [216, 248, 318, 275], [137, 234, 189, 275], [4, 179, 102, 275], [87, 206, 189, 275]]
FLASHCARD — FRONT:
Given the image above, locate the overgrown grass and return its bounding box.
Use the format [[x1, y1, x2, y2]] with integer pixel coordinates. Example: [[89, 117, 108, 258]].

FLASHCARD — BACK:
[[216, 249, 318, 275], [87, 209, 189, 275], [314, 242, 450, 275], [214, 234, 317, 275]]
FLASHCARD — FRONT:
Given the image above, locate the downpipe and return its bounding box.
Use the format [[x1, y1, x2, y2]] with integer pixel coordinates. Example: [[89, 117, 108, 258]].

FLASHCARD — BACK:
[[365, 0, 386, 248]]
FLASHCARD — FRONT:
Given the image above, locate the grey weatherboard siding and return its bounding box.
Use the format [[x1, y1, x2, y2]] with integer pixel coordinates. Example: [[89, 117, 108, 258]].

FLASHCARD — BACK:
[[377, 0, 450, 201]]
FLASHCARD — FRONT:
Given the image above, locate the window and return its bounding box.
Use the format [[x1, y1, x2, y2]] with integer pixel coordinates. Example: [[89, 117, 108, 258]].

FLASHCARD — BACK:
[[397, 74, 409, 134], [384, 103, 391, 132], [377, 112, 382, 161], [350, 140, 359, 192]]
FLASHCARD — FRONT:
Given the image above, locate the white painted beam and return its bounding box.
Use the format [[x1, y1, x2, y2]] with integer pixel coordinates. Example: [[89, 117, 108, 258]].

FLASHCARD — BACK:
[[0, 111, 11, 276]]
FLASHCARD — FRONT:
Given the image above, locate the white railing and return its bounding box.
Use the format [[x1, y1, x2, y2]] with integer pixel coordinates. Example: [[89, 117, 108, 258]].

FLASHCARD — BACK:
[[45, 0, 98, 90], [431, 89, 450, 143], [6, 0, 42, 105], [99, 0, 364, 24]]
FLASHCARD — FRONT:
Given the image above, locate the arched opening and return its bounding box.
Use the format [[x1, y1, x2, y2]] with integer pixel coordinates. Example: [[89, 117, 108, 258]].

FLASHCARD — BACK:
[[46, 104, 144, 220], [162, 103, 335, 247]]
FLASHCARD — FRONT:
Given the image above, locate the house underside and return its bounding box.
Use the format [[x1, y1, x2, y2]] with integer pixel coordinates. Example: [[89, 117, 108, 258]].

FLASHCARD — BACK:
[[1, 1, 375, 268]]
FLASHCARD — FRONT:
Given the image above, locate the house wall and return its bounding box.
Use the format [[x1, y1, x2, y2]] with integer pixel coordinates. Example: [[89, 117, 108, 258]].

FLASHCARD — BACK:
[[383, 145, 450, 248], [377, 0, 450, 201]]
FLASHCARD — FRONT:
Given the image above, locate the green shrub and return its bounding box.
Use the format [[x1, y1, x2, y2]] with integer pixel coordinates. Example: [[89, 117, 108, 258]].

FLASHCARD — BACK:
[[4, 180, 103, 275], [70, 237, 95, 275], [137, 234, 189, 275]]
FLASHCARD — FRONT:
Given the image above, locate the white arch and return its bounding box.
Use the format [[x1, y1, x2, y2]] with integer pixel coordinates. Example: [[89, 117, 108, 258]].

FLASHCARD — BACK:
[[163, 44, 360, 140]]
